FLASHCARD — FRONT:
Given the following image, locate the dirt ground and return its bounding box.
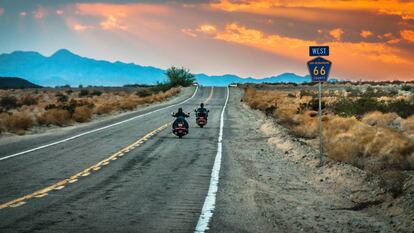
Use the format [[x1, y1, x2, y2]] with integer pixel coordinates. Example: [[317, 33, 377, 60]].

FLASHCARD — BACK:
[[210, 88, 413, 233]]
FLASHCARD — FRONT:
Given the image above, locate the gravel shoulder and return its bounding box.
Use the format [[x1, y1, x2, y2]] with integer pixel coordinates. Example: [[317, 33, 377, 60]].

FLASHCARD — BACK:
[[210, 88, 413, 233]]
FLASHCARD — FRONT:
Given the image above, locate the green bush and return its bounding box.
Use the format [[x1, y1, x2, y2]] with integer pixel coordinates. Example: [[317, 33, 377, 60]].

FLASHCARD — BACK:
[[330, 97, 413, 118], [150, 82, 172, 93], [165, 66, 195, 87]]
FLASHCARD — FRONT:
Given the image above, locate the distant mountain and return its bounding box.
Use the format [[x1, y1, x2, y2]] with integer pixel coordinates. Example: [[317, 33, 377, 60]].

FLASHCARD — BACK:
[[0, 77, 42, 89], [0, 49, 310, 86]]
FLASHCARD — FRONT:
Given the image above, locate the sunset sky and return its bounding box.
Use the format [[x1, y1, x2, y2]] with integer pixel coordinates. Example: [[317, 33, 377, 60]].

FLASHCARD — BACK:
[[0, 0, 414, 81]]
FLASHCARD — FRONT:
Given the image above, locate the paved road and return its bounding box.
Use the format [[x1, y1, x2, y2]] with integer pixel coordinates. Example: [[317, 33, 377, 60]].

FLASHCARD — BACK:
[[0, 86, 228, 233]]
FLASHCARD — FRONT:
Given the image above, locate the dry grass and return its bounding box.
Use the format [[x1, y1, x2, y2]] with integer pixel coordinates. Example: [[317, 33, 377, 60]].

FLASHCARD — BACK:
[[73, 106, 93, 123], [361, 111, 400, 128], [1, 112, 34, 135], [243, 85, 414, 172], [38, 109, 72, 126], [0, 86, 181, 135]]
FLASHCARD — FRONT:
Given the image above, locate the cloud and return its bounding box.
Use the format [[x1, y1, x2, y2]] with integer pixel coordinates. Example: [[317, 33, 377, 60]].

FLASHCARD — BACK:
[[74, 3, 169, 32], [20, 11, 27, 17], [210, 0, 414, 21], [32, 7, 48, 19], [182, 28, 197, 37], [360, 30, 373, 38], [400, 30, 414, 43], [0, 8, 4, 16], [100, 15, 128, 31], [56, 9, 64, 15], [329, 28, 344, 41], [196, 24, 217, 34], [196, 23, 413, 80]]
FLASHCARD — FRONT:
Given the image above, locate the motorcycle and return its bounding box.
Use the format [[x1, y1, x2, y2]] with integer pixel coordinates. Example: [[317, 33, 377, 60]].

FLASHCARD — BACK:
[[172, 112, 190, 138], [195, 110, 209, 128]]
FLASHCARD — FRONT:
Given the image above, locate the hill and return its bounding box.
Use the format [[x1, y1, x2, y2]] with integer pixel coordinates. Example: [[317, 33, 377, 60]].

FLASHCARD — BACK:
[[0, 77, 42, 89]]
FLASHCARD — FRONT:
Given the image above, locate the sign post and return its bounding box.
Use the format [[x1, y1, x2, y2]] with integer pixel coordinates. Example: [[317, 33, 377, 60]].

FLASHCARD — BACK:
[[307, 46, 332, 166]]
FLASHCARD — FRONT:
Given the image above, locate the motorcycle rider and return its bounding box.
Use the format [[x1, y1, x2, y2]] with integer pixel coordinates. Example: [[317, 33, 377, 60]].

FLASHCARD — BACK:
[[195, 103, 209, 119], [173, 107, 190, 130]]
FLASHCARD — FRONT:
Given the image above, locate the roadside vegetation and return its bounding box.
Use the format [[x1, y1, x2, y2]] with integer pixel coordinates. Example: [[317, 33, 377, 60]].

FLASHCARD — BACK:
[[242, 83, 414, 196], [0, 66, 195, 135]]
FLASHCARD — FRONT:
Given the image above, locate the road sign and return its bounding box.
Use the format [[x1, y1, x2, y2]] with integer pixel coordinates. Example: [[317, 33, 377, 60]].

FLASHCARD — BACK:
[[309, 46, 329, 56], [307, 57, 332, 82]]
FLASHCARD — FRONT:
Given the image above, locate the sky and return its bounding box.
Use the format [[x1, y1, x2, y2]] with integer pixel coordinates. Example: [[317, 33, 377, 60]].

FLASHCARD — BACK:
[[0, 0, 413, 81]]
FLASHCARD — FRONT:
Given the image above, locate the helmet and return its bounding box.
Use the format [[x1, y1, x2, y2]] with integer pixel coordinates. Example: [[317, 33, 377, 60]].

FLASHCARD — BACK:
[[200, 103, 204, 108], [178, 108, 183, 112]]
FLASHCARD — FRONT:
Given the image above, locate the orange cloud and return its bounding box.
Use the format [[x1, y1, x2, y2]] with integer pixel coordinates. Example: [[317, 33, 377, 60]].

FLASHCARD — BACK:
[[210, 0, 414, 20], [400, 30, 414, 43], [329, 28, 344, 41], [198, 23, 413, 80], [360, 30, 373, 38], [196, 24, 217, 34]]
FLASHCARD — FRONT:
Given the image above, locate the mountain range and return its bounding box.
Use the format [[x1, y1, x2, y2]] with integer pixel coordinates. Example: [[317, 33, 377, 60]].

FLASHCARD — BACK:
[[0, 49, 310, 87]]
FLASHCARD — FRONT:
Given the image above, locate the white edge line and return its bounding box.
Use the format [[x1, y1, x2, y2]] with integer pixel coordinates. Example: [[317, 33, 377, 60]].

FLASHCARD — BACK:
[[195, 86, 229, 233], [0, 86, 199, 161]]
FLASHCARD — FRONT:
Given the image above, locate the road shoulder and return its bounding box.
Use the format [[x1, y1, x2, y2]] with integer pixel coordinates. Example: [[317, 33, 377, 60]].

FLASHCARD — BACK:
[[209, 88, 396, 233]]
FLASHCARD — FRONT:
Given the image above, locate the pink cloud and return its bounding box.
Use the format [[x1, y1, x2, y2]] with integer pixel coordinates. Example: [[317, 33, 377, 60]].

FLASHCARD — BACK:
[[0, 8, 4, 16], [20, 11, 27, 17], [56, 10, 64, 15], [33, 7, 48, 19]]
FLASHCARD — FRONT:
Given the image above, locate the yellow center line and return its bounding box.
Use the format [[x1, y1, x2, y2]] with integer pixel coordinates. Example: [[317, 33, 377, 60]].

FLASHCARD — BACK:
[[0, 123, 169, 210], [0, 87, 215, 210]]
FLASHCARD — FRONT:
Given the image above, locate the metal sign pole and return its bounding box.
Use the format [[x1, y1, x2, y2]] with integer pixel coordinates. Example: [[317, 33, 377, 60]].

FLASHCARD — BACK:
[[318, 81, 324, 165], [307, 46, 331, 166]]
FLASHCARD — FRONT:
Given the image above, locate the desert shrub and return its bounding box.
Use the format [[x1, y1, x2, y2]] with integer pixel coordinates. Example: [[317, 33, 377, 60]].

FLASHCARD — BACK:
[[324, 116, 414, 170], [38, 109, 71, 126], [78, 89, 89, 97], [291, 111, 320, 138], [73, 106, 93, 123], [331, 97, 385, 117], [119, 99, 138, 110], [19, 94, 38, 106], [401, 115, 414, 140], [0, 96, 20, 110], [4, 112, 34, 135], [165, 66, 195, 87], [303, 98, 326, 112], [91, 90, 102, 96], [362, 111, 400, 128], [385, 99, 414, 118], [95, 103, 116, 115], [299, 90, 316, 98], [55, 92, 68, 102], [136, 88, 152, 97], [401, 85, 414, 92], [150, 82, 172, 93], [65, 89, 73, 95]]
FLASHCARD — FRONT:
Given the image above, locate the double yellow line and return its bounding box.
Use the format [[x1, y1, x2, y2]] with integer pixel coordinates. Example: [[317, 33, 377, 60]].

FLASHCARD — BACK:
[[0, 86, 215, 210]]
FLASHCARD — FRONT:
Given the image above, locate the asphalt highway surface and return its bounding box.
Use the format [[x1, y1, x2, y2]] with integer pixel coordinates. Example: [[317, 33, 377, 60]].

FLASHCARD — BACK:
[[0, 86, 228, 233]]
